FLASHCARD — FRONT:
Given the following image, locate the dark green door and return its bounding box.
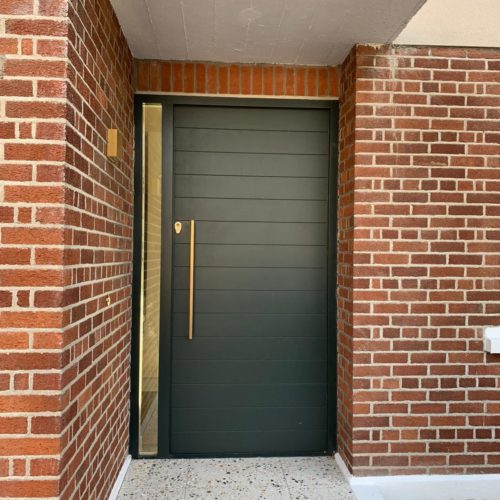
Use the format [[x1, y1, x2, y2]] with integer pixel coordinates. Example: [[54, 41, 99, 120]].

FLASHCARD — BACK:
[[170, 104, 330, 455]]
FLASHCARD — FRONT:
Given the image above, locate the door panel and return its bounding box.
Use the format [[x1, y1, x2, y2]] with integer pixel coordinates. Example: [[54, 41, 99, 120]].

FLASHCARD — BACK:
[[173, 221, 327, 245], [175, 151, 328, 177], [174, 105, 330, 131], [173, 267, 326, 291], [175, 198, 327, 222], [172, 337, 326, 361], [173, 244, 326, 268], [174, 175, 327, 200], [170, 104, 330, 455], [175, 128, 329, 154], [172, 313, 326, 338]]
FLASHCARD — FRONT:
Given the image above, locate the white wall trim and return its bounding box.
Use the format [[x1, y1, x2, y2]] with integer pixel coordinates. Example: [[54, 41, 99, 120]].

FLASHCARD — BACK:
[[335, 452, 500, 500], [352, 472, 500, 485], [335, 453, 352, 483], [108, 454, 132, 500]]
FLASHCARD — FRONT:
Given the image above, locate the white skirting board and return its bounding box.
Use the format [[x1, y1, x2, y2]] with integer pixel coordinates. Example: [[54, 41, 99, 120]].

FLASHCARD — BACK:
[[108, 454, 132, 500], [334, 453, 500, 500]]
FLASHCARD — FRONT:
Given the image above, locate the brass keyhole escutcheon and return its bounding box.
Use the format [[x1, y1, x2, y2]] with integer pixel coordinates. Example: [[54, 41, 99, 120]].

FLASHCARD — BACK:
[[174, 221, 182, 234]]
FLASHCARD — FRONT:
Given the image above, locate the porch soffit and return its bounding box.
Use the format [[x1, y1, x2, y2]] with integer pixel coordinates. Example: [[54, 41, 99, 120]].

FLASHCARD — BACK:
[[110, 0, 426, 66]]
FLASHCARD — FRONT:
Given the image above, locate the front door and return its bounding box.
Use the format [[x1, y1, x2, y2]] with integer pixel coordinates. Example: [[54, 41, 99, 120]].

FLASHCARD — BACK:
[[165, 102, 333, 456]]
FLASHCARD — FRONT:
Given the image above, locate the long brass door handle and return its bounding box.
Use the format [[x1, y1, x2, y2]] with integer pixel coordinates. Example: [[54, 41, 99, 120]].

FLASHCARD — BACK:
[[188, 219, 195, 341]]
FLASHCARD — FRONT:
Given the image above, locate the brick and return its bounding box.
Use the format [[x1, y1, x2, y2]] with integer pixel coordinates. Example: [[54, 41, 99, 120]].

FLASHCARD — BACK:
[[207, 64, 217, 94], [0, 332, 29, 349], [263, 66, 273, 95], [251, 66, 262, 95], [161, 62, 171, 92], [4, 185, 64, 203], [2, 228, 63, 245], [30, 458, 59, 476], [38, 0, 67, 16], [37, 39, 67, 58], [4, 143, 65, 162], [274, 66, 284, 95], [184, 63, 194, 93], [0, 37, 18, 54], [149, 61, 160, 91], [173, 62, 183, 92], [31, 417, 61, 434], [195, 63, 205, 93], [0, 418, 27, 435], [37, 80, 66, 98], [137, 61, 149, 91], [0, 0, 32, 14], [6, 19, 67, 36], [307, 67, 317, 96], [4, 59, 66, 78], [240, 65, 250, 94], [229, 64, 239, 94], [285, 67, 294, 95], [295, 67, 305, 96]]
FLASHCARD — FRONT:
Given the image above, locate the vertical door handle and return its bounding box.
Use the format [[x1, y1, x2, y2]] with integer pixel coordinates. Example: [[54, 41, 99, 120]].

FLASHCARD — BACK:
[[188, 219, 195, 341]]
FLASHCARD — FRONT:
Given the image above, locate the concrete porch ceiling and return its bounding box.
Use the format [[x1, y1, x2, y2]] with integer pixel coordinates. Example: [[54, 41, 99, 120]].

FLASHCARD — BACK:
[[110, 0, 426, 66]]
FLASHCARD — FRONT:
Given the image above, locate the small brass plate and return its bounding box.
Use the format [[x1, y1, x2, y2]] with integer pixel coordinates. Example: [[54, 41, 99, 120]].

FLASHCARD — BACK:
[[174, 221, 182, 234]]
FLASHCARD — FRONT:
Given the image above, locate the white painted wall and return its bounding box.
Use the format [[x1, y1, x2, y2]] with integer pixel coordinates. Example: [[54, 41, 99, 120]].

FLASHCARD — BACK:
[[395, 0, 500, 48], [111, 0, 425, 65]]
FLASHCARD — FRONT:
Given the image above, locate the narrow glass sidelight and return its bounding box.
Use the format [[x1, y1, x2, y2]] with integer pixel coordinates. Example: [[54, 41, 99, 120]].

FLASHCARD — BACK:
[[138, 103, 162, 455]]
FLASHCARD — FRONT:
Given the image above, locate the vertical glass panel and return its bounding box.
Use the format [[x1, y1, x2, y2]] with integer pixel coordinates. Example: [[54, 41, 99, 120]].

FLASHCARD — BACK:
[[139, 104, 162, 455]]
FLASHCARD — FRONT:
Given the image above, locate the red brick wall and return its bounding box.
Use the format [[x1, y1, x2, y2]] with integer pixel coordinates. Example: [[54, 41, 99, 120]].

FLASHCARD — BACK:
[[0, 1, 67, 497], [135, 60, 339, 97], [61, 0, 133, 498], [2, 0, 499, 492], [0, 0, 133, 497], [339, 45, 500, 475], [337, 48, 356, 470]]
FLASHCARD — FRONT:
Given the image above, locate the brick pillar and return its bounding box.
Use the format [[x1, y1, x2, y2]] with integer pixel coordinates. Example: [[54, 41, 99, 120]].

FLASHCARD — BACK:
[[0, 1, 67, 497], [339, 44, 500, 476], [0, 0, 133, 497], [337, 47, 356, 471]]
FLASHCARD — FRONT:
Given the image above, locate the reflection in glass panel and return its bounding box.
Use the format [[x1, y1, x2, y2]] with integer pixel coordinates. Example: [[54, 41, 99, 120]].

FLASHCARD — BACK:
[[139, 104, 162, 455]]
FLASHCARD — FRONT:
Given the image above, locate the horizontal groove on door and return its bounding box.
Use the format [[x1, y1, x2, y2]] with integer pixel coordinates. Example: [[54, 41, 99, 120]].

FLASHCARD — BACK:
[[171, 407, 326, 432], [173, 290, 326, 314], [172, 360, 326, 383], [175, 175, 327, 200], [175, 151, 328, 178], [175, 128, 329, 154], [169, 104, 330, 455], [172, 337, 326, 360], [171, 383, 326, 407], [175, 198, 327, 223], [173, 268, 326, 291], [174, 244, 326, 268], [172, 314, 326, 338], [174, 106, 330, 131], [173, 222, 327, 245]]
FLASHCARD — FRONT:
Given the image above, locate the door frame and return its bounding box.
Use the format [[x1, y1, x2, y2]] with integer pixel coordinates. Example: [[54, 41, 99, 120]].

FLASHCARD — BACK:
[[131, 95, 339, 458]]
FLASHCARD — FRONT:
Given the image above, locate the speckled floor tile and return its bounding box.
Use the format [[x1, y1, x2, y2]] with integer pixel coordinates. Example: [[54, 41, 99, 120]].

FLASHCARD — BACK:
[[187, 457, 286, 488], [185, 484, 289, 499], [288, 484, 356, 500], [148, 458, 190, 484], [118, 488, 185, 500], [117, 456, 353, 500], [281, 457, 347, 488]]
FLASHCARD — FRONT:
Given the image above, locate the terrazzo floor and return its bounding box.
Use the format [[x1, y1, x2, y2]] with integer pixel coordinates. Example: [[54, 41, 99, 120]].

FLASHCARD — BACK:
[[117, 456, 356, 499]]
